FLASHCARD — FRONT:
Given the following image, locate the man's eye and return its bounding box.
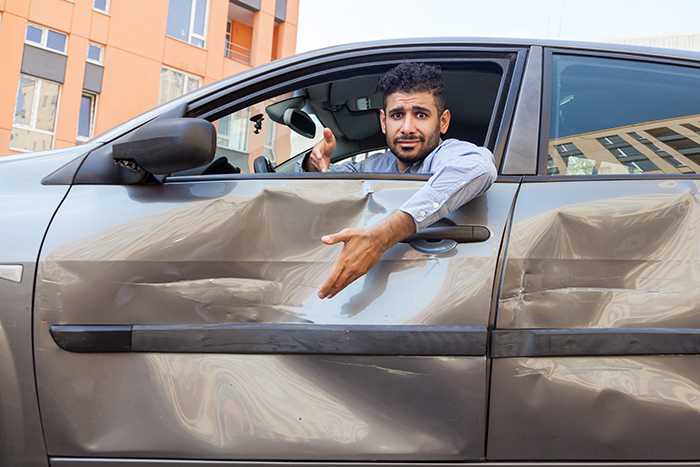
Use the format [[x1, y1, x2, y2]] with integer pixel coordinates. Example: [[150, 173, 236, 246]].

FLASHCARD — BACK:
[[416, 112, 427, 118], [392, 113, 403, 119]]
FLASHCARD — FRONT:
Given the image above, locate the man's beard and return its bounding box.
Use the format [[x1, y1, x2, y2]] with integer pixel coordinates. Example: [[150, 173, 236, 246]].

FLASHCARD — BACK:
[[388, 125, 441, 167]]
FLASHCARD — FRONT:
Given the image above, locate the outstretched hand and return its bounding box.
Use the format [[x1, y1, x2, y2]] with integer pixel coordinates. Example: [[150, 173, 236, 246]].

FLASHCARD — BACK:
[[303, 128, 335, 172], [318, 210, 416, 299]]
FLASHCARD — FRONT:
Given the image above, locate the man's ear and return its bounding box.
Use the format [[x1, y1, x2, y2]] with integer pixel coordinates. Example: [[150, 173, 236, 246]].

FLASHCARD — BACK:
[[440, 109, 451, 134], [380, 109, 387, 134]]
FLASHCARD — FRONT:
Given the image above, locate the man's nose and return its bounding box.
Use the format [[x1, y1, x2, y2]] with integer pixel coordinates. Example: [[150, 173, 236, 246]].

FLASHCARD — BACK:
[[401, 114, 416, 134]]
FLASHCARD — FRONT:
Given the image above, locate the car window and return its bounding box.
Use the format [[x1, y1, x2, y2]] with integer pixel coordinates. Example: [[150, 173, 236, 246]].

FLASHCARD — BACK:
[[178, 61, 505, 176], [213, 94, 325, 173], [547, 54, 700, 175]]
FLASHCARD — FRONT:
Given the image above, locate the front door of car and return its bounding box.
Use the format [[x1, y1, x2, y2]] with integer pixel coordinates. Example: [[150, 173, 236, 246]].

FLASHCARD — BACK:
[[33, 50, 523, 463]]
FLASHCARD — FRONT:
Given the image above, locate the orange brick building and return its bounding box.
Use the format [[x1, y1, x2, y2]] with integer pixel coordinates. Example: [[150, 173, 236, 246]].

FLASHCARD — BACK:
[[0, 0, 299, 155]]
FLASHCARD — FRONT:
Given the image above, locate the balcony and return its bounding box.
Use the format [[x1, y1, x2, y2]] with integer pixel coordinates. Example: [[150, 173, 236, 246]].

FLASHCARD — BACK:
[[225, 40, 251, 65]]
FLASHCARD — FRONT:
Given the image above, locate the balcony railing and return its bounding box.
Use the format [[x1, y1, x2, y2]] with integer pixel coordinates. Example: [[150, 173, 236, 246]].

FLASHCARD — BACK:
[[225, 40, 251, 65]]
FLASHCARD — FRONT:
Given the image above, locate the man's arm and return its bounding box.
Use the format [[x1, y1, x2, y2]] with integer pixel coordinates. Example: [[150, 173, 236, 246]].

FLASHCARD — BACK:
[[317, 210, 415, 299]]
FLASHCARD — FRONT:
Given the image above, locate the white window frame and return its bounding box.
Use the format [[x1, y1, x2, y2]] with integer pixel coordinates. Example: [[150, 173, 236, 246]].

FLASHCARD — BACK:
[[187, 0, 208, 48], [10, 75, 61, 152], [76, 92, 97, 144], [25, 23, 67, 54], [166, 0, 209, 48], [158, 66, 203, 105], [86, 42, 104, 65], [93, 0, 110, 14]]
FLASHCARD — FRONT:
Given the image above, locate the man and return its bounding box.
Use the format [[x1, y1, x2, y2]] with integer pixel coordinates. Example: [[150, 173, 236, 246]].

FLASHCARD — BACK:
[[298, 62, 497, 300]]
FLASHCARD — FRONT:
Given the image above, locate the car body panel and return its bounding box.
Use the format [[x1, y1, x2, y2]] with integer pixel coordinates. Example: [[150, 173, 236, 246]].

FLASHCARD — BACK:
[[0, 145, 97, 467], [489, 178, 700, 459], [34, 179, 517, 459]]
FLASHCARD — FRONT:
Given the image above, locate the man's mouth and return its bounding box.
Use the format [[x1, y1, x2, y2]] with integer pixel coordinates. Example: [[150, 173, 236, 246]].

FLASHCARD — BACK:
[[395, 137, 423, 149]]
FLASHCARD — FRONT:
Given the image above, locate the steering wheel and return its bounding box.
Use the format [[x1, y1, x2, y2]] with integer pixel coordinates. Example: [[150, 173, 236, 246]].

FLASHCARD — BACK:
[[253, 156, 275, 173]]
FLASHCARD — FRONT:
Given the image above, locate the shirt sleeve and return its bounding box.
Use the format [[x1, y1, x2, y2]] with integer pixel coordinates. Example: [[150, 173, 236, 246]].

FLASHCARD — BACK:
[[398, 140, 497, 232]]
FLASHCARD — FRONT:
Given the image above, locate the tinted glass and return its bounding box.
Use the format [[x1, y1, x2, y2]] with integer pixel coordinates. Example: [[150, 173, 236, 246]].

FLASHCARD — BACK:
[[46, 30, 66, 52], [93, 0, 107, 11], [548, 55, 700, 175]]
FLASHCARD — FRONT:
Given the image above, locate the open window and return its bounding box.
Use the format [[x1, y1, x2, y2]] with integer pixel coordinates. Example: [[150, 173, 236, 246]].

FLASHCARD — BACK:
[[177, 57, 510, 177]]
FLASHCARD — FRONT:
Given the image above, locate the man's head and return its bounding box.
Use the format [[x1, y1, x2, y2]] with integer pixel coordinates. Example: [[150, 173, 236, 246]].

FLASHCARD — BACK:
[[378, 62, 451, 170]]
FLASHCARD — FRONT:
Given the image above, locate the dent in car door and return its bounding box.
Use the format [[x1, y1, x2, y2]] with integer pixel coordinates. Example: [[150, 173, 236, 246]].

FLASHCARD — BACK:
[[34, 177, 517, 461]]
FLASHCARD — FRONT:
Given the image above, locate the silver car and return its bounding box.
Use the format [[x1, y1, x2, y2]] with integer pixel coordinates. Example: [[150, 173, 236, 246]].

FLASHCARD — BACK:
[[4, 38, 700, 467]]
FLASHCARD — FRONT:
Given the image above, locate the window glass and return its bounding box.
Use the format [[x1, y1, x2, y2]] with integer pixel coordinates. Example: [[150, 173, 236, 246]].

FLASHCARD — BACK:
[[11, 76, 60, 152], [87, 43, 103, 63], [548, 55, 700, 175], [158, 67, 202, 105], [165, 0, 191, 42], [26, 25, 42, 44], [77, 94, 95, 140], [166, 0, 207, 48], [46, 30, 66, 52], [93, 0, 108, 12]]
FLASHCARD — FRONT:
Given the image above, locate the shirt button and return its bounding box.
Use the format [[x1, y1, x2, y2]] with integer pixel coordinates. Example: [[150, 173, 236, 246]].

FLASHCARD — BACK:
[[419, 210, 426, 217], [432, 202, 439, 209]]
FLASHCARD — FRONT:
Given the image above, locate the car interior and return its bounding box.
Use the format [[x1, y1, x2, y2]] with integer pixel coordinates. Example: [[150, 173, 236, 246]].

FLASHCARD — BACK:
[[179, 61, 505, 176]]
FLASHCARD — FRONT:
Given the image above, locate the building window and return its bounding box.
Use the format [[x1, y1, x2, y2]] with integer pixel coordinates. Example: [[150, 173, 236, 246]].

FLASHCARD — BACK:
[[217, 108, 250, 153], [158, 66, 202, 105], [87, 43, 104, 64], [25, 23, 67, 54], [93, 0, 109, 14], [11, 75, 60, 152], [76, 93, 97, 144], [166, 0, 208, 48]]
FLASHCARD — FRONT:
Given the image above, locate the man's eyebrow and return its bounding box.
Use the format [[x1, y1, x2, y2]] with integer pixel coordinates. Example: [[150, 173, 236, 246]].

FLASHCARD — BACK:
[[388, 105, 432, 114]]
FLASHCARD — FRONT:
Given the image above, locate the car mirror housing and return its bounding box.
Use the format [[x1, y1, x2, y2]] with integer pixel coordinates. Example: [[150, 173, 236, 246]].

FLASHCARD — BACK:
[[283, 109, 316, 139], [112, 118, 216, 175]]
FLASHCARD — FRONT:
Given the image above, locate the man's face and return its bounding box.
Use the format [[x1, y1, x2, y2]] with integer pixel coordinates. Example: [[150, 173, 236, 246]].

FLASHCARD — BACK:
[[380, 91, 451, 170]]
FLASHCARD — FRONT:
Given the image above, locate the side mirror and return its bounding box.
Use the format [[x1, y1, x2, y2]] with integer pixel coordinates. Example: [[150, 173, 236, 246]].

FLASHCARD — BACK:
[[113, 118, 216, 175], [283, 109, 316, 139]]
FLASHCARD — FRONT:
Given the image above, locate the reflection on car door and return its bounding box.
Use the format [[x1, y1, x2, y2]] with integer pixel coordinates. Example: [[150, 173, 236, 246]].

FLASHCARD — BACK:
[[35, 175, 517, 462]]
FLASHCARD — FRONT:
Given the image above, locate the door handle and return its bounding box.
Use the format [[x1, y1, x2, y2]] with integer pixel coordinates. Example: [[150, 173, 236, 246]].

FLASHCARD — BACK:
[[400, 224, 491, 254]]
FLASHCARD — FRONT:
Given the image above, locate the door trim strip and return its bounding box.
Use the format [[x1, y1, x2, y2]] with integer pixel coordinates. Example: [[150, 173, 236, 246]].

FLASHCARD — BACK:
[[492, 328, 700, 358], [50, 324, 487, 356]]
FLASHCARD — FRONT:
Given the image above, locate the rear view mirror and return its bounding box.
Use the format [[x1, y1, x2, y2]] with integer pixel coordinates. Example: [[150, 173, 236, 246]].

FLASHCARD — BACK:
[[113, 118, 216, 175], [283, 108, 316, 139]]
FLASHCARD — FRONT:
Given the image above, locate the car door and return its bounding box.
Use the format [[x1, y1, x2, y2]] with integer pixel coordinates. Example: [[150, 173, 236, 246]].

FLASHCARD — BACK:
[[488, 48, 700, 459], [34, 45, 525, 464]]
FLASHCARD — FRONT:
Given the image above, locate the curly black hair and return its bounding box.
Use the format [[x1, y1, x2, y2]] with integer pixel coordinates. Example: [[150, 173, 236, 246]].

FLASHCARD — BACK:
[[378, 62, 446, 114]]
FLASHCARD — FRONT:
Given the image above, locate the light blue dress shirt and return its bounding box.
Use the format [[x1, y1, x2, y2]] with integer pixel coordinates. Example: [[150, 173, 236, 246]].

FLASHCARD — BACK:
[[296, 139, 497, 231]]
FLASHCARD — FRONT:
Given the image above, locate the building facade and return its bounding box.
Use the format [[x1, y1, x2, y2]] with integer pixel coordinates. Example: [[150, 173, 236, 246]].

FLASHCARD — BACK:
[[0, 0, 299, 159]]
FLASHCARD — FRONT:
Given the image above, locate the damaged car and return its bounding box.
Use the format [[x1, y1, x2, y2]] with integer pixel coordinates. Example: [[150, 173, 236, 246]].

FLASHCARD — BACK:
[[4, 38, 700, 466]]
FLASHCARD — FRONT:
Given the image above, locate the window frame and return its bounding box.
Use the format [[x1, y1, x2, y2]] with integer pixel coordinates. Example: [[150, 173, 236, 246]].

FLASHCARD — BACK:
[[158, 65, 203, 106], [10, 74, 62, 152], [539, 48, 700, 178], [165, 0, 209, 49], [76, 92, 98, 144], [87, 42, 104, 65], [92, 0, 110, 14], [25, 23, 67, 54]]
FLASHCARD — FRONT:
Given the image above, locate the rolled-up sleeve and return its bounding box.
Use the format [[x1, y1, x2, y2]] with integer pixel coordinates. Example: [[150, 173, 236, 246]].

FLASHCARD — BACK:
[[399, 140, 497, 231]]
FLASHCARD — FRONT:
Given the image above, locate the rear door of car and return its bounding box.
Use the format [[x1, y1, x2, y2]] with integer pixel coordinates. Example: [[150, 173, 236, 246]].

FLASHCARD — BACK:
[[34, 44, 526, 464], [488, 46, 700, 460]]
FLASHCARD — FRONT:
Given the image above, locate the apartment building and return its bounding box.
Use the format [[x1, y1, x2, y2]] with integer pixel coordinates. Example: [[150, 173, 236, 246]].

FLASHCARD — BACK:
[[0, 0, 299, 159]]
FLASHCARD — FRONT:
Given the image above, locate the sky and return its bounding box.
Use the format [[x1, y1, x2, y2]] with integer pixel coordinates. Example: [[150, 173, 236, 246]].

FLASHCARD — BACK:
[[296, 0, 700, 53]]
